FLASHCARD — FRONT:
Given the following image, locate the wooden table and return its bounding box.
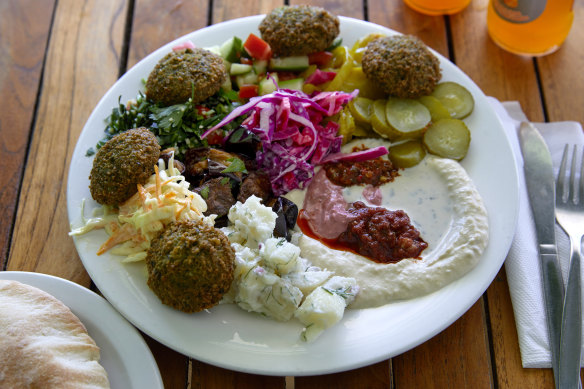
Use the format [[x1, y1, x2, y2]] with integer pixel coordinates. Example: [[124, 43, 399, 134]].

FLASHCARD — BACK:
[[2, 0, 583, 387]]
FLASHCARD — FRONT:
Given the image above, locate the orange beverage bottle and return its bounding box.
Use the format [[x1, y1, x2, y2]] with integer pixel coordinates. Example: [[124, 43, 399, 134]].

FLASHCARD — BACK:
[[487, 0, 574, 56], [404, 0, 471, 15]]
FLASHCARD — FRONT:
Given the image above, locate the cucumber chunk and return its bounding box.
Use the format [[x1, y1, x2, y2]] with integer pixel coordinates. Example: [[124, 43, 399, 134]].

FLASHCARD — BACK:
[[253, 59, 268, 74], [423, 118, 471, 161], [269, 56, 310, 72], [389, 140, 426, 168], [235, 72, 259, 88], [385, 98, 431, 139], [220, 36, 243, 63], [259, 74, 278, 95], [230, 63, 253, 75], [431, 82, 475, 119], [278, 78, 304, 91]]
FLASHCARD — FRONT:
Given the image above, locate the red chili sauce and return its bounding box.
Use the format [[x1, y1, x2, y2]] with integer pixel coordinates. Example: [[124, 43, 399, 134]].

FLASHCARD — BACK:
[[323, 147, 399, 187], [298, 201, 427, 264]]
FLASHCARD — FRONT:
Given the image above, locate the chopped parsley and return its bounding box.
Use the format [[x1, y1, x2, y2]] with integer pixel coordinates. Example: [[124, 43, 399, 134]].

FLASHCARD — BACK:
[[89, 88, 244, 158], [222, 157, 248, 174]]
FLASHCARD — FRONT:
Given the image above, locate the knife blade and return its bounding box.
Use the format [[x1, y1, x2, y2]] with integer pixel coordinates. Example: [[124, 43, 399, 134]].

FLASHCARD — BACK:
[[518, 121, 565, 389]]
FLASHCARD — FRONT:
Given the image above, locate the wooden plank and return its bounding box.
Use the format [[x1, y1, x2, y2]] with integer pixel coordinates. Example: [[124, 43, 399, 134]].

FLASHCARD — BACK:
[[191, 363, 285, 388], [213, 0, 284, 20], [537, 1, 584, 124], [127, 0, 210, 69], [126, 1, 212, 387], [295, 361, 390, 389], [0, 0, 56, 268], [393, 300, 493, 388], [448, 1, 549, 387], [6, 0, 129, 283], [144, 334, 191, 389]]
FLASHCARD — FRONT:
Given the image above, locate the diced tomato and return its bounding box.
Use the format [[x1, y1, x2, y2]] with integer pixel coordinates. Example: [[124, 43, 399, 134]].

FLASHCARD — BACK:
[[205, 130, 224, 145], [308, 51, 334, 68], [238, 84, 259, 99], [239, 57, 253, 65], [196, 106, 212, 116], [243, 33, 272, 61]]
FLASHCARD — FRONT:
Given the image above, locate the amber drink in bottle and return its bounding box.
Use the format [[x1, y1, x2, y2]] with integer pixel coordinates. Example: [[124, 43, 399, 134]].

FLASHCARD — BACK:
[[404, 0, 471, 15], [487, 0, 574, 56]]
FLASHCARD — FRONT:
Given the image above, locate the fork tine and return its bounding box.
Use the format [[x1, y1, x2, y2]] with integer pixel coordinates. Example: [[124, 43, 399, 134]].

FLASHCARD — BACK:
[[558, 144, 569, 203], [569, 145, 578, 204], [567, 145, 578, 204], [580, 146, 584, 206]]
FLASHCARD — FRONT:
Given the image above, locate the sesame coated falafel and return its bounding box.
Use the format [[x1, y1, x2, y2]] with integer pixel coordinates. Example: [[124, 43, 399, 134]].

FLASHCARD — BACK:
[[259, 5, 340, 57], [362, 35, 441, 99], [89, 127, 160, 206], [146, 220, 235, 313], [145, 48, 227, 107]]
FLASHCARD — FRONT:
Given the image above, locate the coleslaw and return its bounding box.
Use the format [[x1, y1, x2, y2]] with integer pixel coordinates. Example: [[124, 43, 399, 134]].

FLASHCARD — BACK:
[[70, 154, 213, 262]]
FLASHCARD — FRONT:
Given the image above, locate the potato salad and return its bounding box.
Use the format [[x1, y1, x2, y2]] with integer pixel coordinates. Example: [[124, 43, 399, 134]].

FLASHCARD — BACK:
[[221, 195, 359, 341]]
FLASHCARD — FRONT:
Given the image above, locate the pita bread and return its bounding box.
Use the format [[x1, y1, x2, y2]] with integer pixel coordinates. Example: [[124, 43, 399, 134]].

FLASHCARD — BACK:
[[0, 280, 110, 389]]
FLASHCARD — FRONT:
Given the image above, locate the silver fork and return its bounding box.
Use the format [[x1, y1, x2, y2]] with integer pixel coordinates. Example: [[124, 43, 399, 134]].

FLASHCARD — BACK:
[[555, 144, 583, 389]]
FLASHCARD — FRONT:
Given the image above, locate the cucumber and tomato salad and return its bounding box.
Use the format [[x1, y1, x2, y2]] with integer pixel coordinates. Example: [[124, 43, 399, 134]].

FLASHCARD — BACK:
[[210, 33, 339, 100]]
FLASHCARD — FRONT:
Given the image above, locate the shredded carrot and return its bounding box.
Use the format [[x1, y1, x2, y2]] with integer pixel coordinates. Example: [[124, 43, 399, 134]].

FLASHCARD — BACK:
[[154, 165, 162, 205], [97, 223, 138, 255], [174, 202, 188, 219], [137, 184, 148, 205]]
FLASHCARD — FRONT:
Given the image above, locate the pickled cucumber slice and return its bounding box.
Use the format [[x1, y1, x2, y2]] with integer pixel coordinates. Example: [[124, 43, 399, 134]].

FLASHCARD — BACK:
[[385, 98, 431, 139], [423, 118, 471, 160], [370, 99, 392, 139], [431, 82, 475, 119], [418, 95, 451, 122], [389, 140, 426, 168], [348, 97, 373, 124]]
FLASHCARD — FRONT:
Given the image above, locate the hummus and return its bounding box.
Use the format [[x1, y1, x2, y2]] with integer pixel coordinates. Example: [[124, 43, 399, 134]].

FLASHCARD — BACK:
[[286, 141, 489, 309]]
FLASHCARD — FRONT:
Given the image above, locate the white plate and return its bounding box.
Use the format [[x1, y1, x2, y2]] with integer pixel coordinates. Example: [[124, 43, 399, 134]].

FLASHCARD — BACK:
[[67, 16, 519, 376], [0, 271, 163, 389]]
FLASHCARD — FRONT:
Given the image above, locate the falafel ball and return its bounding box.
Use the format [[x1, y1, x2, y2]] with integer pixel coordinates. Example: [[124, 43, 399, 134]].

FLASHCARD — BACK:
[[89, 127, 160, 206], [146, 220, 235, 313], [145, 48, 226, 106], [362, 35, 441, 99], [259, 5, 340, 56]]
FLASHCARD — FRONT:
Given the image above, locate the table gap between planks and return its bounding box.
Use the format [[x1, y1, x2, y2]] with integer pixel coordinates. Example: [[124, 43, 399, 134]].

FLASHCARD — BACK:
[[2, 0, 583, 388]]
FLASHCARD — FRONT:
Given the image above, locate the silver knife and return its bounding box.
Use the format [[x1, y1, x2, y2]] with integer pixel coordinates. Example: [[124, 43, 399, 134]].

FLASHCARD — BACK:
[[519, 121, 564, 389]]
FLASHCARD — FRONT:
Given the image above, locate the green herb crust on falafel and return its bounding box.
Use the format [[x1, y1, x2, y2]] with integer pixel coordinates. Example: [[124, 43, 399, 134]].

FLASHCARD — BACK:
[[146, 48, 227, 107], [259, 5, 340, 56], [146, 220, 235, 313], [362, 35, 441, 99], [89, 127, 161, 206]]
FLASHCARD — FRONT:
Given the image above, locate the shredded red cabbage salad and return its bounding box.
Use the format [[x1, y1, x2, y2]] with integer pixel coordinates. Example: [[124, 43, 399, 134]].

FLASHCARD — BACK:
[[202, 88, 387, 195]]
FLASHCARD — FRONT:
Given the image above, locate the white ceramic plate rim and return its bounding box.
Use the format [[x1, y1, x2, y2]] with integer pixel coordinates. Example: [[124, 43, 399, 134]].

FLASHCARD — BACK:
[[0, 271, 163, 388], [67, 15, 519, 376]]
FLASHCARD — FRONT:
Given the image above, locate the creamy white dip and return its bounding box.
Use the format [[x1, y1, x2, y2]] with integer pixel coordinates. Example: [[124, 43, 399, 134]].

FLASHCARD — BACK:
[[286, 139, 489, 308]]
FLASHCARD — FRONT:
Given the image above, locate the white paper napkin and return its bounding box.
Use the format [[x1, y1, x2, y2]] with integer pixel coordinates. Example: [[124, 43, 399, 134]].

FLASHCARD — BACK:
[[488, 97, 584, 368]]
